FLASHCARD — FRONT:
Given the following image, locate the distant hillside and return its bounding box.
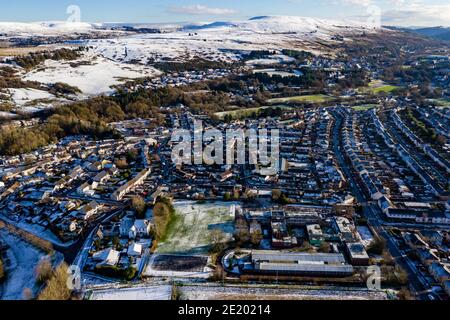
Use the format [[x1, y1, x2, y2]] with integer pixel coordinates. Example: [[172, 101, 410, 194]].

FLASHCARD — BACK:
[[412, 27, 450, 41], [387, 26, 450, 41]]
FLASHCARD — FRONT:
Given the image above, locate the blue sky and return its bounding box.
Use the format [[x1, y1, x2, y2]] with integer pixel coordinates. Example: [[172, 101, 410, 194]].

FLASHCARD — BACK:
[[1, 0, 449, 26]]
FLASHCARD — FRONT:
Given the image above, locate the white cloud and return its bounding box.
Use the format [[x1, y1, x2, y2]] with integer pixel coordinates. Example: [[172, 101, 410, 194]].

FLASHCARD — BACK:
[[168, 5, 236, 16], [382, 3, 450, 26], [339, 0, 372, 6]]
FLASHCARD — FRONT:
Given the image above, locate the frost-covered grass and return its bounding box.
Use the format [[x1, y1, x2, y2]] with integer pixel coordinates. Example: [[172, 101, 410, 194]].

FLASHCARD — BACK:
[[245, 54, 295, 66], [268, 94, 334, 104], [179, 284, 388, 300], [434, 98, 450, 107], [0, 229, 46, 300], [156, 201, 237, 255], [88, 285, 172, 300], [215, 107, 265, 120], [352, 104, 378, 112], [359, 80, 399, 95]]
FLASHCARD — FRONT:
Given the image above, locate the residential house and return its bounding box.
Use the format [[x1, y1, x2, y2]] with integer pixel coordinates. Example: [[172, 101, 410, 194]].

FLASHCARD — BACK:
[[134, 219, 152, 238], [127, 243, 143, 257], [80, 201, 102, 220], [92, 248, 120, 266]]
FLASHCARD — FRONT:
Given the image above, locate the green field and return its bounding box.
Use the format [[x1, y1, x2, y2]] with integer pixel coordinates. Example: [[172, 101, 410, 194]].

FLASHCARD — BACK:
[[215, 106, 267, 120], [268, 94, 334, 104], [360, 80, 400, 94], [215, 105, 291, 120], [352, 104, 378, 112], [434, 98, 450, 107], [371, 85, 399, 94], [156, 201, 237, 255]]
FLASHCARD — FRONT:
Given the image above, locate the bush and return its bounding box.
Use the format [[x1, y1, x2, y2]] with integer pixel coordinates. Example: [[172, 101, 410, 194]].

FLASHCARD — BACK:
[[38, 263, 71, 301], [367, 237, 386, 255], [234, 218, 250, 245], [318, 241, 331, 253], [95, 265, 137, 281], [115, 158, 128, 169], [209, 229, 227, 254], [35, 259, 53, 284], [131, 196, 147, 218], [153, 198, 175, 241]]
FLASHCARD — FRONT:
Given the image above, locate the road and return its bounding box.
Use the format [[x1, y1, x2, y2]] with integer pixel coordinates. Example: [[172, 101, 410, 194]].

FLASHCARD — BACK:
[[63, 207, 124, 265], [331, 110, 430, 299]]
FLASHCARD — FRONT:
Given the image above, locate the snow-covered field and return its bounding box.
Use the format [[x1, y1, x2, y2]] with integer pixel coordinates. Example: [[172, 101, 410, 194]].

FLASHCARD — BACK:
[[0, 21, 109, 37], [179, 284, 389, 300], [246, 54, 296, 66], [156, 201, 237, 255], [8, 88, 55, 105], [23, 52, 161, 96], [2, 16, 384, 111], [6, 88, 61, 113], [0, 229, 46, 300], [89, 16, 381, 64], [88, 285, 172, 300], [0, 111, 18, 119]]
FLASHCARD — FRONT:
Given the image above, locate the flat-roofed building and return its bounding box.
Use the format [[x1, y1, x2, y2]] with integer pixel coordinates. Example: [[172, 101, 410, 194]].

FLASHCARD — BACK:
[[345, 242, 370, 266], [306, 224, 324, 246], [249, 250, 353, 277]]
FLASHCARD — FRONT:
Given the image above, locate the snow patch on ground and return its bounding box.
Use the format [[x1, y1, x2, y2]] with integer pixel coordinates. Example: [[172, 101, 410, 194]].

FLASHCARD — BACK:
[[0, 21, 103, 36], [89, 16, 381, 64], [180, 284, 389, 300], [8, 88, 56, 106], [0, 229, 46, 300], [88, 285, 172, 300], [0, 111, 18, 119], [23, 52, 161, 95]]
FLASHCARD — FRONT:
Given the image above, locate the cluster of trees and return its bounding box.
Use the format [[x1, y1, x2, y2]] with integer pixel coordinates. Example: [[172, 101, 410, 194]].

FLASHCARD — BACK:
[[114, 74, 271, 118], [131, 195, 147, 219], [0, 68, 42, 90], [48, 82, 82, 96], [152, 197, 175, 241], [0, 96, 124, 156], [384, 59, 449, 88], [271, 189, 291, 204], [234, 218, 263, 247], [337, 68, 369, 89], [402, 108, 440, 143], [367, 236, 386, 255], [11, 48, 84, 69], [0, 126, 53, 156], [281, 49, 313, 62]]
